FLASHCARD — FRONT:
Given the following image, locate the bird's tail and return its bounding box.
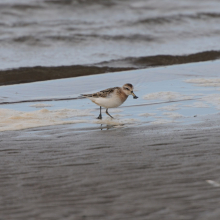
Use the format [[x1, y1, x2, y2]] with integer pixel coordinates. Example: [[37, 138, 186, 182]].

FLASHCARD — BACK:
[[80, 94, 93, 98]]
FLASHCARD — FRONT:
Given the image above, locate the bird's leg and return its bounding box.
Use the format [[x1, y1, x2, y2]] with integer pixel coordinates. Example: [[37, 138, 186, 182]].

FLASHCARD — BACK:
[[97, 106, 102, 119], [106, 108, 114, 119]]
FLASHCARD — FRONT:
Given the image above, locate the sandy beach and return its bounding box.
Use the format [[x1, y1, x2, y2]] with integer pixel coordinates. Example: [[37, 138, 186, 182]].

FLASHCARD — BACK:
[[1, 60, 220, 219], [1, 0, 220, 219], [1, 114, 220, 220]]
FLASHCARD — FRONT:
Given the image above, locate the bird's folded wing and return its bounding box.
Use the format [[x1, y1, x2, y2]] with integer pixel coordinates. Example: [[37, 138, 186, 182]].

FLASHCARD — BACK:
[[82, 87, 119, 98]]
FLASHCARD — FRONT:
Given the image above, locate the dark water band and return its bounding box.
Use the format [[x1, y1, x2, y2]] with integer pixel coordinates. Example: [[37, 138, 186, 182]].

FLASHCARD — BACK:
[[0, 50, 219, 86]]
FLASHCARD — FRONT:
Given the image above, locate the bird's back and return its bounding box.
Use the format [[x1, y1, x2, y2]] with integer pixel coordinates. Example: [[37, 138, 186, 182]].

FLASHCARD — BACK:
[[82, 87, 127, 108]]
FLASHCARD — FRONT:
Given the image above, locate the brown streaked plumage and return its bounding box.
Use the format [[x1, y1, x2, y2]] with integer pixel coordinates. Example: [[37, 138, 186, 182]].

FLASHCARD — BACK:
[[82, 83, 138, 119]]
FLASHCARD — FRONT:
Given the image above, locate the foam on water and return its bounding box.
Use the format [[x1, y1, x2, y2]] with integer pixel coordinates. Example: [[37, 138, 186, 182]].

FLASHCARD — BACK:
[[0, 108, 92, 131], [201, 94, 220, 109], [163, 112, 184, 119], [151, 119, 174, 125], [185, 78, 220, 87], [139, 113, 156, 117], [143, 91, 193, 101], [30, 103, 53, 108], [0, 107, 139, 131], [157, 104, 180, 111], [184, 77, 220, 109]]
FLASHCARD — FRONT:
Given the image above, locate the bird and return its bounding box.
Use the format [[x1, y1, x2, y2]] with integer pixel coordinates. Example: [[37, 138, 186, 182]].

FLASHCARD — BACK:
[[82, 83, 138, 119]]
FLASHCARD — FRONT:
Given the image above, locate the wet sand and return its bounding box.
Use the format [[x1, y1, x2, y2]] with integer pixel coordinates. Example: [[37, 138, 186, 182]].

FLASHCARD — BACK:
[[0, 65, 134, 86], [1, 116, 220, 220], [1, 60, 220, 219]]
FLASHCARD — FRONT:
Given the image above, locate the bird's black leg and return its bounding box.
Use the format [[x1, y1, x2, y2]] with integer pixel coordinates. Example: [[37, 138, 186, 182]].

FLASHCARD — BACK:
[[106, 108, 114, 119], [97, 106, 102, 119]]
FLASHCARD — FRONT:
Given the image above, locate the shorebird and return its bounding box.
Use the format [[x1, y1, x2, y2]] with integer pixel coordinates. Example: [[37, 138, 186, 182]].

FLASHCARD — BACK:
[[82, 83, 138, 119]]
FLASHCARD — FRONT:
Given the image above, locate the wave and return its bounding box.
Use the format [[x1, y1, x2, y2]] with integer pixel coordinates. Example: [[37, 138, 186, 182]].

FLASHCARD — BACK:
[[132, 12, 220, 26]]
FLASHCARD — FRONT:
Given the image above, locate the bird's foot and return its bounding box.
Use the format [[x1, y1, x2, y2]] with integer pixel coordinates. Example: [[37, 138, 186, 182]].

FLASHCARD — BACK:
[[97, 115, 102, 120]]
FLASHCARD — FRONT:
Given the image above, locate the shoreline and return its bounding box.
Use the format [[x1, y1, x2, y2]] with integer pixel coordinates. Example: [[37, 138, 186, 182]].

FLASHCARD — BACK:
[[0, 60, 220, 132], [0, 50, 219, 86]]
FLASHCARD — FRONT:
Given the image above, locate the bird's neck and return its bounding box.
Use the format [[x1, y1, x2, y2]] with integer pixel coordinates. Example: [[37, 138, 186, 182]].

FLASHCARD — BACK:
[[120, 91, 128, 103]]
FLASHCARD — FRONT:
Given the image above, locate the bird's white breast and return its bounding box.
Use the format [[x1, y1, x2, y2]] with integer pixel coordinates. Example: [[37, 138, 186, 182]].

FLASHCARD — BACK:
[[89, 95, 124, 108]]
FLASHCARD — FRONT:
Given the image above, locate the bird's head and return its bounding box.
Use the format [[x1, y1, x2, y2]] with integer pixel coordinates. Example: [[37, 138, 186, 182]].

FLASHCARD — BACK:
[[122, 83, 138, 99]]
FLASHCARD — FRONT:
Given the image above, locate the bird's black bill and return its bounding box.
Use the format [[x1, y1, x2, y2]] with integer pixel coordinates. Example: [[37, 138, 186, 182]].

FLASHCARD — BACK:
[[131, 91, 138, 99]]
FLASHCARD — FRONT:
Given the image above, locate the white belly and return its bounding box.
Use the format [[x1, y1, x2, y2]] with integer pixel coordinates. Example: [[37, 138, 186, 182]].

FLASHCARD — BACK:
[[89, 96, 124, 108]]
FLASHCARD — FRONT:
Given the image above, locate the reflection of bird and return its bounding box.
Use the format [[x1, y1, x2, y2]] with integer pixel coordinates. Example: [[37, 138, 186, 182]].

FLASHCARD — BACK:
[[82, 83, 138, 119]]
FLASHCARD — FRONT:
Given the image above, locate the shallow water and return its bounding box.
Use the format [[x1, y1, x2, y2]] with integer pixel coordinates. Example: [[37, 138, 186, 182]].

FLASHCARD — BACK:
[[1, 60, 220, 132], [1, 0, 220, 70]]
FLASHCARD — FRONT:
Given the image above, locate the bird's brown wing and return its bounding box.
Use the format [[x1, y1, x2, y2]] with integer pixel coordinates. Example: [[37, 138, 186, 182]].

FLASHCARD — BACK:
[[82, 87, 119, 98]]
